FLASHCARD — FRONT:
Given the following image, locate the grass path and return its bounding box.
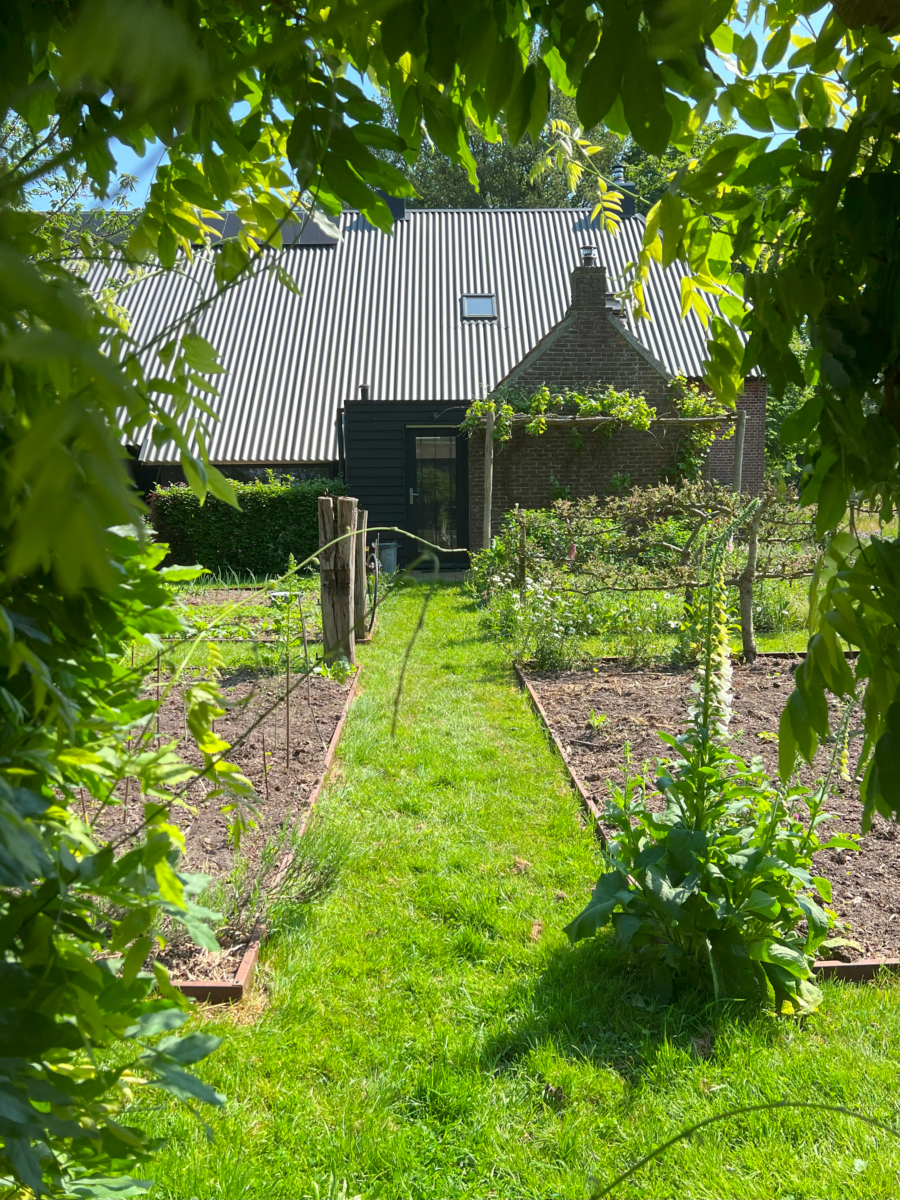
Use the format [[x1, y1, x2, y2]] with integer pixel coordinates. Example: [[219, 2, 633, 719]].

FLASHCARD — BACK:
[[148, 585, 900, 1199]]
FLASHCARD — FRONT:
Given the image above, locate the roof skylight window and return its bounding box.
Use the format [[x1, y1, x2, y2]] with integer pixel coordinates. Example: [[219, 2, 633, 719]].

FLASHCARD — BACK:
[[461, 294, 497, 319]]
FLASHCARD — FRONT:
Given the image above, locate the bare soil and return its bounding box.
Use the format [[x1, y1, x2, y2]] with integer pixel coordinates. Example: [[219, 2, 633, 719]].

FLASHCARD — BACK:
[[178, 588, 268, 606], [174, 588, 324, 640], [91, 668, 349, 979], [526, 658, 900, 961]]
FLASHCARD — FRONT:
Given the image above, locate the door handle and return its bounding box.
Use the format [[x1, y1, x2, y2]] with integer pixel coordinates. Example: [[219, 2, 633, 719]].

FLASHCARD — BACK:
[[409, 488, 419, 504]]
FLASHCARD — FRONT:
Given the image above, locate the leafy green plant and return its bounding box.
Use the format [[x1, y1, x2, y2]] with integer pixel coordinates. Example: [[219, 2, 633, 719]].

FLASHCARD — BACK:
[[0, 532, 258, 1197], [477, 570, 593, 670], [666, 375, 733, 485], [314, 656, 356, 685], [462, 384, 656, 443], [564, 522, 859, 1013], [548, 475, 571, 503]]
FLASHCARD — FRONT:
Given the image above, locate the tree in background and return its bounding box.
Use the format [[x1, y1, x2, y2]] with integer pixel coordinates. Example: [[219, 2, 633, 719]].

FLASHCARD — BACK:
[[401, 93, 619, 208], [395, 95, 730, 213]]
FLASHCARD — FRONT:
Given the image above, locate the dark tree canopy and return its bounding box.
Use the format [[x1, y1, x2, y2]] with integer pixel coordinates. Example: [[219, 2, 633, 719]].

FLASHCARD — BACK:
[[403, 93, 619, 208]]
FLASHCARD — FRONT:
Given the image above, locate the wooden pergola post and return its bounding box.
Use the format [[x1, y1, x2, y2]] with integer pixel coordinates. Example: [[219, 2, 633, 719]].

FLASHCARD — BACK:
[[318, 494, 358, 665], [732, 408, 747, 494], [483, 409, 494, 550]]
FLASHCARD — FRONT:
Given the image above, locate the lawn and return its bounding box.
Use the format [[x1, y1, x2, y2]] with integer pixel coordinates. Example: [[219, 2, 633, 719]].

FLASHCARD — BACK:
[[141, 584, 900, 1200]]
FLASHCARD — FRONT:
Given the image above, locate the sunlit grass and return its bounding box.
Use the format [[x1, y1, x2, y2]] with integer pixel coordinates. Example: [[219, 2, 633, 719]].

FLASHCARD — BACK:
[[138, 585, 900, 1200]]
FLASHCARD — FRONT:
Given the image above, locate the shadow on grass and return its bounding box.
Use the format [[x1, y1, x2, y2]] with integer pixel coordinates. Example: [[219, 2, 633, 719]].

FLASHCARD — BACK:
[[481, 934, 781, 1089]]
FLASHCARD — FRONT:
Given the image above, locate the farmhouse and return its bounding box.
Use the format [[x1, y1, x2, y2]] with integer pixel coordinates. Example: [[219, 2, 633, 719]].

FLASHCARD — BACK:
[[114, 202, 765, 565]]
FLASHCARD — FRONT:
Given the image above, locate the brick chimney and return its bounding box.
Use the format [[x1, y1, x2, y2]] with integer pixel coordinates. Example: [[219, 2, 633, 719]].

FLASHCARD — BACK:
[[568, 261, 608, 317]]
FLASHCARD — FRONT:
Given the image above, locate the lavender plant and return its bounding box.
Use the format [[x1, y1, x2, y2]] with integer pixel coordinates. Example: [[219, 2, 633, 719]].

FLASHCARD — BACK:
[[565, 516, 859, 1013]]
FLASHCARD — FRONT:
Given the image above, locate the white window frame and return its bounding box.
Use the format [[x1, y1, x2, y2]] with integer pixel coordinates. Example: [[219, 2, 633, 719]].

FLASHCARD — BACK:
[[460, 294, 497, 320]]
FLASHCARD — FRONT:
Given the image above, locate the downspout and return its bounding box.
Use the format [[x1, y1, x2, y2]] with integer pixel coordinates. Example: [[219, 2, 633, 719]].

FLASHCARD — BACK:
[[336, 405, 346, 482]]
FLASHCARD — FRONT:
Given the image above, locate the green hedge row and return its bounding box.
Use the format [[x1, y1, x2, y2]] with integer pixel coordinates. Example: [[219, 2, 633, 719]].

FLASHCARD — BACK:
[[148, 476, 346, 577]]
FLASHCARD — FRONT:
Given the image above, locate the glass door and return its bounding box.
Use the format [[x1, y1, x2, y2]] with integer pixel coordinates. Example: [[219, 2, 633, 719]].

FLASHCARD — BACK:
[[404, 429, 468, 561]]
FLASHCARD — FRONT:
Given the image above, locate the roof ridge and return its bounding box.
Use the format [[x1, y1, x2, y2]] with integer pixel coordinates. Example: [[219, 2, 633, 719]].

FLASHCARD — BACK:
[[341, 208, 647, 217]]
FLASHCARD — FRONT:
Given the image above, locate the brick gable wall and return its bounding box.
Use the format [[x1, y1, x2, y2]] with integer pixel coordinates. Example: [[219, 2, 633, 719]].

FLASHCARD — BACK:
[[467, 264, 765, 550]]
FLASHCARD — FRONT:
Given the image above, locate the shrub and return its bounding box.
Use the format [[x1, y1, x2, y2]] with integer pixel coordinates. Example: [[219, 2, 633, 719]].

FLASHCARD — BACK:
[[0, 532, 254, 1195], [564, 523, 859, 1013], [149, 474, 346, 576]]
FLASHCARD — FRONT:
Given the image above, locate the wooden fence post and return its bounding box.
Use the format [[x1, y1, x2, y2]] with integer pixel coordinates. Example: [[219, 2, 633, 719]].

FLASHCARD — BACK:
[[354, 508, 368, 640], [483, 410, 495, 550], [318, 495, 358, 665]]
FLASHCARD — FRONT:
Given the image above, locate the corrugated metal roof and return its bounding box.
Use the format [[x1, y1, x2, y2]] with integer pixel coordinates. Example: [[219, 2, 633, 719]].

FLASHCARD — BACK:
[[95, 210, 726, 464]]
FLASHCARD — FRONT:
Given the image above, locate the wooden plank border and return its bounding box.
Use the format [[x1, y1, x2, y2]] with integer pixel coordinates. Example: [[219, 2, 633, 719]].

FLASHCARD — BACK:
[[514, 663, 604, 832], [173, 666, 362, 1004], [516, 663, 899, 985], [814, 958, 900, 982], [175, 934, 263, 1004]]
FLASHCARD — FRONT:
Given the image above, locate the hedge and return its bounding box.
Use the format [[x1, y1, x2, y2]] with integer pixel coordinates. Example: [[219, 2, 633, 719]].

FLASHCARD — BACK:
[[148, 475, 346, 577]]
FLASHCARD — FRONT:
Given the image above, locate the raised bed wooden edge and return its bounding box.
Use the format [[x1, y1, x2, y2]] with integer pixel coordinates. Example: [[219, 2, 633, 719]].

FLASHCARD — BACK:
[[514, 664, 605, 833], [175, 934, 263, 1004], [173, 666, 362, 1004], [514, 663, 900, 986]]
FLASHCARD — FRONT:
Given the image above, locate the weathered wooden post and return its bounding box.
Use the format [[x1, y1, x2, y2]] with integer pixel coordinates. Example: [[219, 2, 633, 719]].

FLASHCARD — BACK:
[[318, 495, 358, 665], [737, 505, 762, 665], [731, 408, 747, 494], [483, 409, 495, 550], [353, 508, 368, 640]]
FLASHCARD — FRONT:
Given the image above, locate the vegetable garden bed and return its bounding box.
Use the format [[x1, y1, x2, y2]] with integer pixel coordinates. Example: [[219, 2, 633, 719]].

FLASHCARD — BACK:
[[91, 666, 357, 995], [521, 660, 900, 964]]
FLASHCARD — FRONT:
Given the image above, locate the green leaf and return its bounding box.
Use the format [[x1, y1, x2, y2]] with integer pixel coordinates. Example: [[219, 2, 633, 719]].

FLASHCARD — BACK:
[[621, 37, 672, 155], [157, 225, 177, 269], [767, 89, 800, 131], [749, 938, 809, 978], [121, 936, 152, 987], [145, 1060, 225, 1107], [762, 25, 792, 69], [778, 697, 798, 781], [816, 471, 850, 536], [563, 871, 630, 942], [155, 1033, 223, 1065], [66, 1178, 152, 1198], [782, 396, 825, 448], [658, 192, 689, 266], [380, 0, 424, 61], [727, 85, 773, 133], [109, 906, 153, 953], [812, 875, 833, 903], [173, 177, 217, 209], [612, 912, 643, 947], [577, 10, 638, 129], [796, 893, 830, 939], [485, 39, 523, 118], [736, 32, 758, 74], [744, 889, 780, 919], [153, 858, 185, 909], [125, 1009, 190, 1039], [506, 63, 538, 145], [872, 705, 900, 818], [181, 334, 226, 375]]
